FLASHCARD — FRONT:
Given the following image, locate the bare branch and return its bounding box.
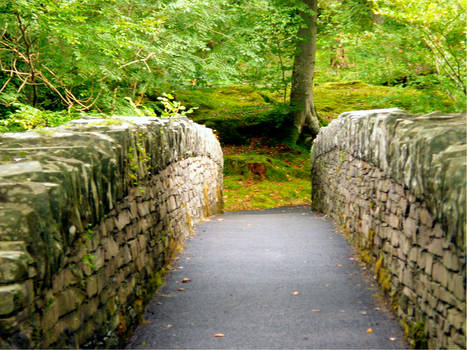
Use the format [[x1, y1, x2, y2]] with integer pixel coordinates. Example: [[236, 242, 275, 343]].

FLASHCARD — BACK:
[[119, 52, 155, 71]]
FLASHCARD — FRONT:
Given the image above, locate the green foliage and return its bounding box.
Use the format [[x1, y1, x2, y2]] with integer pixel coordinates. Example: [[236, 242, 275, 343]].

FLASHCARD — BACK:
[[410, 321, 428, 349], [0, 103, 78, 132], [156, 93, 197, 117], [315, 0, 465, 111], [0, 0, 463, 135]]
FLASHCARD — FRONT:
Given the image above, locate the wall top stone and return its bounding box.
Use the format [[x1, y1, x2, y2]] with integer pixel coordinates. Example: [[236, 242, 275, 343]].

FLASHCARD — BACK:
[[312, 108, 466, 242], [0, 116, 222, 286]]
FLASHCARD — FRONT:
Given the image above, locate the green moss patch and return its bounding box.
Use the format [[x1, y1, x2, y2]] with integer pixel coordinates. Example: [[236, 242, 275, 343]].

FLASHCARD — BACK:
[[223, 145, 311, 211], [314, 81, 456, 121]]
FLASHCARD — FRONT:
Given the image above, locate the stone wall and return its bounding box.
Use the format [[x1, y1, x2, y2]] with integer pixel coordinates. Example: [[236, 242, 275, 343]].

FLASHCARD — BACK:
[[0, 116, 223, 348], [311, 109, 466, 349]]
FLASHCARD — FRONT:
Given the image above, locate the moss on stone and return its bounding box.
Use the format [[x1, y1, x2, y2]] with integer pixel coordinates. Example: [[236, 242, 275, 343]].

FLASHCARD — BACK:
[[410, 322, 428, 349]]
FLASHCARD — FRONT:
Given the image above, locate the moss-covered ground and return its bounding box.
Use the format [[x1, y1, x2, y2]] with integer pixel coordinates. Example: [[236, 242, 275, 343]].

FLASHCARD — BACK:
[[222, 144, 311, 211]]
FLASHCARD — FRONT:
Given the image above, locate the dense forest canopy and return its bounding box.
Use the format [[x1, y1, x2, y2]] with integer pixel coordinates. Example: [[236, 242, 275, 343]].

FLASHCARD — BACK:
[[0, 0, 465, 133]]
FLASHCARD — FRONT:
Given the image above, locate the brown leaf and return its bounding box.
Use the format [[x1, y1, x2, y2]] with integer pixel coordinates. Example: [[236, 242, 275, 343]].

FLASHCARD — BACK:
[[389, 337, 396, 341], [311, 309, 321, 312], [216, 218, 225, 221], [214, 333, 224, 338], [181, 278, 192, 283], [366, 328, 373, 333], [156, 301, 162, 305], [177, 288, 185, 292], [292, 291, 300, 296], [336, 264, 343, 267], [166, 324, 173, 329]]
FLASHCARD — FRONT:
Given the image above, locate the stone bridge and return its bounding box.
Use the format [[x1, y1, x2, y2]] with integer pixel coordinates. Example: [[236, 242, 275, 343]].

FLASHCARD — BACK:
[[0, 109, 465, 349]]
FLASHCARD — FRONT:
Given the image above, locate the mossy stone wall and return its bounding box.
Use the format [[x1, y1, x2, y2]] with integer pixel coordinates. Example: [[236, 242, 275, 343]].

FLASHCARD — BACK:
[[311, 109, 466, 349], [0, 116, 223, 348]]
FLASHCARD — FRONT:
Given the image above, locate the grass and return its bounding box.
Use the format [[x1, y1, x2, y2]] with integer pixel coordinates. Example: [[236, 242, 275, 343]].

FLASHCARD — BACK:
[[222, 144, 311, 211]]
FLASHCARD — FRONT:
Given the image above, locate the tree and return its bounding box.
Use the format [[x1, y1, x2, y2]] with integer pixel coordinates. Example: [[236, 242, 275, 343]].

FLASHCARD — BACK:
[[289, 0, 320, 142]]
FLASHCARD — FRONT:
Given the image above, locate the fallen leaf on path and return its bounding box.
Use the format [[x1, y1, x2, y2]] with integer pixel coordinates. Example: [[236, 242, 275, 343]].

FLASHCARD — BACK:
[[336, 264, 343, 267], [166, 324, 173, 329], [217, 218, 224, 221], [186, 257, 191, 260], [339, 310, 345, 313], [389, 337, 396, 341], [311, 309, 321, 312], [156, 301, 162, 305], [177, 266, 184, 269], [214, 333, 224, 338], [292, 291, 300, 296], [181, 278, 192, 283], [177, 288, 185, 292], [366, 328, 373, 333], [360, 311, 367, 315]]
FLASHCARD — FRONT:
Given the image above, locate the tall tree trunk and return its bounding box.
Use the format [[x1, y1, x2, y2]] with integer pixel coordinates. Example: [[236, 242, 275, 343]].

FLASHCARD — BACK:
[[290, 0, 320, 143]]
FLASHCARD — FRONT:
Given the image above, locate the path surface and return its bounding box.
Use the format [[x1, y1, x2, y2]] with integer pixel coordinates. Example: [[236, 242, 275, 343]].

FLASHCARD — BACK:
[[127, 206, 407, 349]]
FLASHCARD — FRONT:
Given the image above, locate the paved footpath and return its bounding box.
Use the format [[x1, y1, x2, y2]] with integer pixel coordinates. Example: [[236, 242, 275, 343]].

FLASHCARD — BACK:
[[127, 206, 407, 349]]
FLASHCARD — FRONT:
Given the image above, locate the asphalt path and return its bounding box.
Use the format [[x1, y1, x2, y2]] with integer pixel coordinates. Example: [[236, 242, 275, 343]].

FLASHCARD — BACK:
[[127, 206, 407, 349]]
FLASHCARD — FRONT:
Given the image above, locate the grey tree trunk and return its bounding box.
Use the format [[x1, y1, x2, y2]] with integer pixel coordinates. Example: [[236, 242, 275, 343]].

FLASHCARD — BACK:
[[290, 0, 320, 142]]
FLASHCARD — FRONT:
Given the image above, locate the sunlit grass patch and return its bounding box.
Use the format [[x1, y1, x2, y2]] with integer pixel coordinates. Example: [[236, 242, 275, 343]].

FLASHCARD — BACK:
[[223, 176, 311, 211], [222, 145, 311, 211]]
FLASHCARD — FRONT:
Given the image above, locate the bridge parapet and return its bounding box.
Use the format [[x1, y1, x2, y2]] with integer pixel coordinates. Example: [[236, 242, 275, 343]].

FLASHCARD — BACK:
[[0, 116, 223, 348], [312, 109, 466, 349]]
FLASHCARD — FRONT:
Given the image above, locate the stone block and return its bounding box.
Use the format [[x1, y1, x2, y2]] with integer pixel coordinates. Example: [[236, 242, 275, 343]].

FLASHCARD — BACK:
[[447, 308, 465, 331], [115, 211, 131, 231], [419, 252, 434, 275], [447, 273, 465, 301], [403, 217, 417, 238], [57, 287, 82, 317], [103, 237, 119, 261], [0, 251, 31, 283], [0, 283, 28, 316], [78, 297, 99, 322], [408, 247, 419, 263], [428, 238, 444, 257], [388, 214, 400, 229], [432, 223, 444, 238], [442, 251, 460, 272], [122, 245, 132, 265], [420, 208, 434, 228], [86, 274, 99, 298], [432, 262, 449, 288], [128, 239, 139, 259]]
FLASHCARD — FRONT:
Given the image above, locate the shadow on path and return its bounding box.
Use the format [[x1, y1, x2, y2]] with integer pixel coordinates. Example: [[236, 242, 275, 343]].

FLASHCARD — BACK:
[[127, 205, 407, 349]]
